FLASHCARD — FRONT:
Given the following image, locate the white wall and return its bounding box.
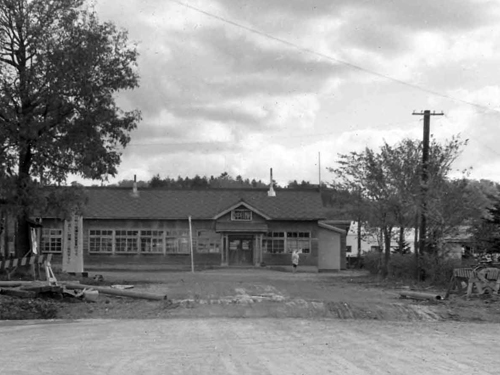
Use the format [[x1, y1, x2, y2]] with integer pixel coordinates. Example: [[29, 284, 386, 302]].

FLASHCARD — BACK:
[[346, 222, 416, 257]]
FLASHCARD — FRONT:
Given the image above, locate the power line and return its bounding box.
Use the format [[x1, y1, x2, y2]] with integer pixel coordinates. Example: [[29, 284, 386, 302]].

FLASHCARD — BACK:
[[440, 113, 500, 158], [168, 0, 500, 115]]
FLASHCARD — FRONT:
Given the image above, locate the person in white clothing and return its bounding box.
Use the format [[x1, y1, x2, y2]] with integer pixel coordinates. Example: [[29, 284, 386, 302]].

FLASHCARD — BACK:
[[291, 249, 300, 273]]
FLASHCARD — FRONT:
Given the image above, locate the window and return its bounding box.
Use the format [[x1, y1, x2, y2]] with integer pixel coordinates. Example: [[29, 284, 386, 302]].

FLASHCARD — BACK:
[[41, 228, 63, 253], [287, 232, 311, 254], [165, 230, 190, 254], [263, 231, 311, 254], [346, 245, 352, 253], [89, 230, 113, 253], [140, 230, 164, 254], [115, 230, 138, 253], [231, 209, 252, 221], [263, 232, 285, 253], [196, 230, 220, 253]]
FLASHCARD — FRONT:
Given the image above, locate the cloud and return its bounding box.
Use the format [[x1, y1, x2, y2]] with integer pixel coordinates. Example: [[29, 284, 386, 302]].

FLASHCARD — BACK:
[[87, 0, 500, 186]]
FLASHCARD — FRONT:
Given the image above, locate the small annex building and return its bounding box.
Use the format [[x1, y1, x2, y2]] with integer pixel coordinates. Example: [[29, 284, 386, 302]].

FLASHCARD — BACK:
[[29, 186, 350, 271]]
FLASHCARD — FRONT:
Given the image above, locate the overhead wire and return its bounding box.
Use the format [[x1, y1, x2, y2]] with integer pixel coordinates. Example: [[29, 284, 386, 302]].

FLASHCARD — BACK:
[[168, 0, 500, 115], [440, 114, 500, 158]]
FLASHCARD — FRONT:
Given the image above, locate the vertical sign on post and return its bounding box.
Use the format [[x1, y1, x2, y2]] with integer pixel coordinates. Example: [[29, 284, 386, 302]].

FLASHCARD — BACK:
[[62, 214, 84, 273]]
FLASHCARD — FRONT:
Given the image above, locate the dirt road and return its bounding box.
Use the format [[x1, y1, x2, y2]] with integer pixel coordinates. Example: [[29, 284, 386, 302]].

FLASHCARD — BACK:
[[1, 318, 499, 374]]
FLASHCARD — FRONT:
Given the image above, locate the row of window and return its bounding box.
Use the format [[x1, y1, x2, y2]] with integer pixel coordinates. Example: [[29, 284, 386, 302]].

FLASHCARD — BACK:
[[40, 229, 311, 255], [262, 232, 311, 254], [88, 229, 192, 254]]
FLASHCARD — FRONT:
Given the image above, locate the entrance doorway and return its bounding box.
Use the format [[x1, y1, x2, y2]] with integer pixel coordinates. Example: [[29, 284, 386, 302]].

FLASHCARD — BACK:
[[228, 235, 254, 265]]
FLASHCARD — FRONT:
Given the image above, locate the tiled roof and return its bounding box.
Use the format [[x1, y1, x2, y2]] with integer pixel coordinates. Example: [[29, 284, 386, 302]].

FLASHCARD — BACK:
[[81, 187, 327, 220]]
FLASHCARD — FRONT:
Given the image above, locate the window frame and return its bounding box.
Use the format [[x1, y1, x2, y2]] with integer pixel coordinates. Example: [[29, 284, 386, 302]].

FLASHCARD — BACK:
[[140, 230, 165, 254], [286, 231, 311, 254], [88, 229, 114, 254], [263, 231, 311, 254], [115, 230, 139, 254], [41, 228, 63, 254], [263, 231, 286, 254], [196, 230, 221, 253], [165, 230, 190, 254]]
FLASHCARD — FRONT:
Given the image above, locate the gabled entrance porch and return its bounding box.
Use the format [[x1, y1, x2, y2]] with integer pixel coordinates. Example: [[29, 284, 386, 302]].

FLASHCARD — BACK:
[[220, 233, 264, 266]]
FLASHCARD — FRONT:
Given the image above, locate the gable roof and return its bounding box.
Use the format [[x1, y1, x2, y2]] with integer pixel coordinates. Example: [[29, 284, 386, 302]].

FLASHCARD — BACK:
[[213, 201, 272, 220], [80, 187, 327, 220]]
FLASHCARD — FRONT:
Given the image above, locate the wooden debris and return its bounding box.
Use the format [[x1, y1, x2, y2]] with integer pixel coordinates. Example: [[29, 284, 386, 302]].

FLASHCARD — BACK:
[[446, 266, 500, 298], [64, 282, 167, 301], [400, 291, 443, 301]]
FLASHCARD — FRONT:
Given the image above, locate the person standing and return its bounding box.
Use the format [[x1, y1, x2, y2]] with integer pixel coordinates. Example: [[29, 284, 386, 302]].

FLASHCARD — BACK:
[[291, 249, 300, 273]]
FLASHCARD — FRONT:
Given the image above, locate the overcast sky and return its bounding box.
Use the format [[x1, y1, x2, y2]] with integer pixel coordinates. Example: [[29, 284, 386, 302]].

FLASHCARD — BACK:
[[91, 0, 500, 186]]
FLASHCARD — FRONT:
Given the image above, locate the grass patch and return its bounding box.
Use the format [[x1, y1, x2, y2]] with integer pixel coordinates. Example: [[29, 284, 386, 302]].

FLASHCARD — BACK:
[[0, 296, 59, 320]]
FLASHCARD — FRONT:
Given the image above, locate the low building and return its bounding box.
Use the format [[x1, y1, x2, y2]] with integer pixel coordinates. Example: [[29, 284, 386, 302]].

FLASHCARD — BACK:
[[346, 222, 417, 256], [36, 186, 350, 271]]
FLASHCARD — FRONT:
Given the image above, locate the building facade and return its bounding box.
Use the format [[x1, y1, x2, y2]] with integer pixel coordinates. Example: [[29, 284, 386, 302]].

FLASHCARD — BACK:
[[35, 187, 350, 271]]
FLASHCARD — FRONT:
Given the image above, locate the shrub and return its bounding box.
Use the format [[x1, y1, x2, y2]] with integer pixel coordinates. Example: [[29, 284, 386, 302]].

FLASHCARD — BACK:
[[420, 253, 462, 287], [363, 251, 383, 275], [0, 297, 59, 320], [388, 253, 416, 281]]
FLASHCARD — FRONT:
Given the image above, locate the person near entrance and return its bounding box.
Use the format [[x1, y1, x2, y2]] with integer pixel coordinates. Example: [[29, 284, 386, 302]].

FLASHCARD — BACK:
[[291, 249, 301, 273]]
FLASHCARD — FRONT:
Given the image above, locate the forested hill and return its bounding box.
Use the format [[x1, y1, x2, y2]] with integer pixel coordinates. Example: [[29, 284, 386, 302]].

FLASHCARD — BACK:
[[105, 173, 320, 190]]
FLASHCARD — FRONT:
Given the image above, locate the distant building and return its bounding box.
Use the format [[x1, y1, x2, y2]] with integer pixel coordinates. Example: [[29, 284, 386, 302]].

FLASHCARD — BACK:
[[4, 186, 351, 271], [346, 222, 416, 256]]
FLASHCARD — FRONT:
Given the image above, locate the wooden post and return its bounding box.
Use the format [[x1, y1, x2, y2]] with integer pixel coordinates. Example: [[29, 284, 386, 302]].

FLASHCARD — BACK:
[[188, 216, 194, 273]]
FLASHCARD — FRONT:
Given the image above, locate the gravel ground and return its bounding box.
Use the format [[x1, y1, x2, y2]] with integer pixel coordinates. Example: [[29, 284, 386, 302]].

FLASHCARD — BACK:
[[1, 318, 499, 374], [2, 268, 500, 322], [46, 268, 500, 322]]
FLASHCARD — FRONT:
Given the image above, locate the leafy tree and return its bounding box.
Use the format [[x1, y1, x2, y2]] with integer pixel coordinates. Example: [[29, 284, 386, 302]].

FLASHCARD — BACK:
[[330, 146, 400, 276], [463, 180, 500, 253], [328, 136, 481, 278], [287, 180, 315, 189], [147, 173, 267, 189], [0, 0, 140, 256]]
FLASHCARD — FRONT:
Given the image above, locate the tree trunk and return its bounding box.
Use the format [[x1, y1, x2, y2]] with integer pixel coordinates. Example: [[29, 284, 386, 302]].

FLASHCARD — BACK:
[[382, 226, 392, 278], [414, 214, 420, 281], [356, 218, 362, 267], [398, 226, 405, 253], [15, 144, 33, 257], [15, 213, 30, 258]]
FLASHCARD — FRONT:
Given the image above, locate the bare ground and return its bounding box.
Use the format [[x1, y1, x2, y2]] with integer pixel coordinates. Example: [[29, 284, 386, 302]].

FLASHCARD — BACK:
[[42, 268, 500, 322], [1, 318, 500, 374], [3, 269, 499, 374]]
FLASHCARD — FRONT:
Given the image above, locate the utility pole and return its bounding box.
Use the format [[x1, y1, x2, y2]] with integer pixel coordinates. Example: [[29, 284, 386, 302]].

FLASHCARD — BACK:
[[318, 152, 321, 188], [412, 110, 444, 280]]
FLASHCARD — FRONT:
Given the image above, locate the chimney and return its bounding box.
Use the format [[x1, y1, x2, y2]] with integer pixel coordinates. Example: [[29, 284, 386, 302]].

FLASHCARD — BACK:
[[268, 168, 276, 197], [132, 175, 139, 197]]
